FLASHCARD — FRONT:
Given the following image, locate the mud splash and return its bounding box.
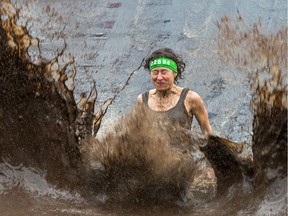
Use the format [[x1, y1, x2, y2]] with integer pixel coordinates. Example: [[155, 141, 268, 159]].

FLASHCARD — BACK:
[[0, 0, 287, 216], [81, 106, 214, 203], [0, 0, 111, 189], [216, 13, 287, 215]]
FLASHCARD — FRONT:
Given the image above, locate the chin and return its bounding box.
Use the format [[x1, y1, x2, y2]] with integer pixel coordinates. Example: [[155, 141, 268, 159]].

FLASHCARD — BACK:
[[155, 84, 169, 90]]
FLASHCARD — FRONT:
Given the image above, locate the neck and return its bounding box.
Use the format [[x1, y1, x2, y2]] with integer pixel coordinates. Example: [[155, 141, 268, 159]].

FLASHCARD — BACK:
[[156, 89, 172, 99], [155, 84, 177, 99]]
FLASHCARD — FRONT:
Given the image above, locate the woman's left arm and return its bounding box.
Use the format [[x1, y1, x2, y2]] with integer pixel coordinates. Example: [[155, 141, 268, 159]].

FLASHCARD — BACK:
[[188, 91, 212, 134]]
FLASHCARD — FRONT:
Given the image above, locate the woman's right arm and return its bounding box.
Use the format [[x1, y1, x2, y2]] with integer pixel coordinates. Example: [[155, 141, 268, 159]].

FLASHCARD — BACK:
[[137, 94, 143, 106]]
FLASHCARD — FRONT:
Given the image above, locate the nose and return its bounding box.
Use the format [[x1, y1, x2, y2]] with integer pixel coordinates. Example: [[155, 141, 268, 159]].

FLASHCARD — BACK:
[[156, 74, 164, 80]]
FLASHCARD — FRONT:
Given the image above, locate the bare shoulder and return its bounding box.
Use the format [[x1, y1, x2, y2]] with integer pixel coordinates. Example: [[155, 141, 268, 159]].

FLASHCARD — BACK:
[[185, 89, 212, 133], [186, 90, 203, 104], [185, 90, 206, 112], [137, 94, 143, 105]]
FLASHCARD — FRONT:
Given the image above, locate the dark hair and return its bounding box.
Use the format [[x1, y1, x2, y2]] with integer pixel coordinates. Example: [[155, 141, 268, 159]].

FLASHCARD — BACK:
[[143, 48, 186, 83]]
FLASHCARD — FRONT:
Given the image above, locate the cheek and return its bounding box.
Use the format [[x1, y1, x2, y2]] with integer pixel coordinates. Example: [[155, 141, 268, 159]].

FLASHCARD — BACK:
[[151, 75, 157, 81]]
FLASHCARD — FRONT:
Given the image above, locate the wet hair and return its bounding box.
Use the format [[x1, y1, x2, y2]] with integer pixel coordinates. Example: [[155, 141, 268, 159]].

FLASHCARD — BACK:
[[143, 48, 186, 83]]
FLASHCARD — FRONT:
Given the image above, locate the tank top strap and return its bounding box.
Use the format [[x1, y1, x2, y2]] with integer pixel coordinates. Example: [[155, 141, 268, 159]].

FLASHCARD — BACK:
[[178, 88, 190, 106], [142, 91, 149, 105]]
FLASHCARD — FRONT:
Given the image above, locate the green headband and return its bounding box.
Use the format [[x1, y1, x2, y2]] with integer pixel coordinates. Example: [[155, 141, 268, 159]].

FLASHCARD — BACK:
[[149, 57, 178, 73]]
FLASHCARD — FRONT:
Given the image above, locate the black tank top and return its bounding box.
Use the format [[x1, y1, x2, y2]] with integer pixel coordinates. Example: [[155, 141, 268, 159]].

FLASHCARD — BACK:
[[142, 88, 193, 130]]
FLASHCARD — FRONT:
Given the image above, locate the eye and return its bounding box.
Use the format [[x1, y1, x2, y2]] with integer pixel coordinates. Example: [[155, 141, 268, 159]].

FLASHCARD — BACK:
[[151, 70, 159, 75], [160, 70, 168, 75]]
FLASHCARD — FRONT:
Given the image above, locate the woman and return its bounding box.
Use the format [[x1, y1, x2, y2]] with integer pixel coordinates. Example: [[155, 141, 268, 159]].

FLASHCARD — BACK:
[[137, 48, 211, 134], [137, 48, 217, 200]]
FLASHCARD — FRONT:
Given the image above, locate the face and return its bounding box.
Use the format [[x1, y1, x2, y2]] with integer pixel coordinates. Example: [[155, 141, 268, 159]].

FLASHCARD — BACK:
[[150, 67, 177, 91]]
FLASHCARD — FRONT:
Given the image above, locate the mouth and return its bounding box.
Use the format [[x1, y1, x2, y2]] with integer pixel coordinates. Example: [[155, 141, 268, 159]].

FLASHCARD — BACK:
[[157, 83, 164, 86], [156, 81, 165, 85]]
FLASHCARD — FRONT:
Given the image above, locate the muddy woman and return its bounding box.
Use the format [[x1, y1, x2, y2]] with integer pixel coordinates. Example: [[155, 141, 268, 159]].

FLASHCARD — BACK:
[[137, 48, 217, 199]]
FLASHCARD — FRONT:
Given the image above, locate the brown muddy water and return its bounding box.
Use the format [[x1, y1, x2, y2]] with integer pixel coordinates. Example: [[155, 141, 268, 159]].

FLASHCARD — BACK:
[[0, 0, 287, 215]]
